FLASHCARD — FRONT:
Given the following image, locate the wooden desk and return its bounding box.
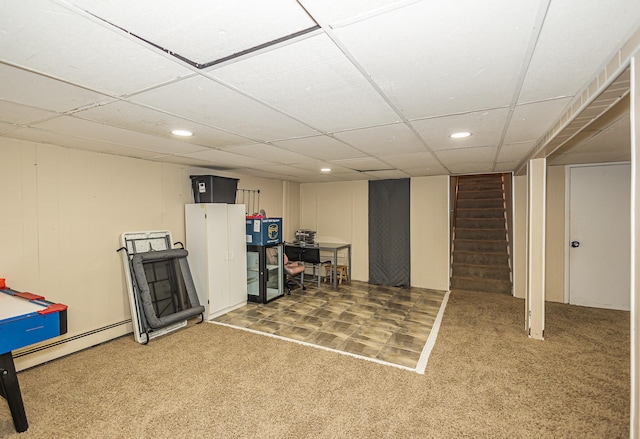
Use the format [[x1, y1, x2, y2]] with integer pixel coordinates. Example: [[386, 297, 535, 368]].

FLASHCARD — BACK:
[[0, 288, 68, 433]]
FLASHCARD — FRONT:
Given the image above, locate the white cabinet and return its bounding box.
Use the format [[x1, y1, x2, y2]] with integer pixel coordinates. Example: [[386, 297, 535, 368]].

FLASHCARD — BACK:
[[185, 203, 247, 319]]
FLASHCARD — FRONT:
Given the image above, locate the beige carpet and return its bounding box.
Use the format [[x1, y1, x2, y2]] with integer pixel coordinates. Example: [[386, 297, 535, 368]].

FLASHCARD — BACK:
[[0, 289, 630, 438]]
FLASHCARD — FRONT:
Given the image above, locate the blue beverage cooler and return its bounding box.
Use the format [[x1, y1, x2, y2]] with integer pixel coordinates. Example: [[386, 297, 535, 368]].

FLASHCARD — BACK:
[[246, 218, 282, 245]]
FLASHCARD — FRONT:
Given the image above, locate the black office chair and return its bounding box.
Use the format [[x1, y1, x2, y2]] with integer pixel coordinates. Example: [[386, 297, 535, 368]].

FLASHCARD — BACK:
[[303, 247, 332, 287], [284, 244, 332, 288]]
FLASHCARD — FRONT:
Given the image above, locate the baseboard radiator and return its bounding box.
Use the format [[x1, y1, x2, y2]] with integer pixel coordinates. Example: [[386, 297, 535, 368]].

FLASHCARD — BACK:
[[14, 319, 132, 359]]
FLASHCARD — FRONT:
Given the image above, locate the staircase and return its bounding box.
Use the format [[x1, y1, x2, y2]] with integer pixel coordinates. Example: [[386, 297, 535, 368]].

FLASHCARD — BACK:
[[450, 174, 512, 294]]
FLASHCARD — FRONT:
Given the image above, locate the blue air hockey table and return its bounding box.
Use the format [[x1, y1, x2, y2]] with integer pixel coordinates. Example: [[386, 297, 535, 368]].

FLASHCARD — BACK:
[[0, 286, 67, 433]]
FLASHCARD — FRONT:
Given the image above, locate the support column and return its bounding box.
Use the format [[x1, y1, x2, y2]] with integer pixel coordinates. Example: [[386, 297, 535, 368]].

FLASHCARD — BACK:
[[527, 158, 546, 340], [630, 54, 639, 439]]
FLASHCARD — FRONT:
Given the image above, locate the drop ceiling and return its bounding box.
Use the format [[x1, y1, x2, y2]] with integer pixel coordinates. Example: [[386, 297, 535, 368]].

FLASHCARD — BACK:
[[1, 0, 638, 182]]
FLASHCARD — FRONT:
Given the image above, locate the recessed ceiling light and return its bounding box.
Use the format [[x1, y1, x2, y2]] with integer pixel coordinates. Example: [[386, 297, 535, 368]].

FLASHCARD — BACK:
[[171, 129, 193, 137], [321, 168, 332, 173], [450, 131, 472, 139]]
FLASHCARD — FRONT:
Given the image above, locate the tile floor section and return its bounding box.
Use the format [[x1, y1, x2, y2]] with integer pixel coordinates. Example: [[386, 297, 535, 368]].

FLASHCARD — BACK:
[[213, 280, 447, 369]]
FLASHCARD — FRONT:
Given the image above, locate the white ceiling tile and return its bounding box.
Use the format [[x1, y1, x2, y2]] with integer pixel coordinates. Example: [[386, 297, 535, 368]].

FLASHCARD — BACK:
[[295, 168, 370, 182], [402, 165, 448, 177], [0, 122, 19, 135], [8, 127, 159, 159], [300, 0, 411, 27], [333, 123, 426, 155], [334, 0, 541, 119], [0, 100, 56, 126], [290, 161, 359, 174], [301, 173, 358, 182], [182, 149, 273, 168], [504, 98, 572, 144], [329, 170, 371, 179], [0, 64, 113, 113], [329, 156, 393, 171], [259, 163, 339, 183], [377, 151, 441, 170], [260, 163, 321, 177], [273, 135, 367, 160], [435, 146, 497, 170], [362, 170, 410, 180], [447, 162, 495, 175], [74, 101, 250, 148], [237, 167, 309, 182], [412, 109, 510, 151], [73, 0, 316, 64], [210, 34, 399, 132], [493, 161, 520, 172], [221, 144, 318, 164], [131, 75, 318, 141], [519, 0, 640, 102], [150, 154, 220, 167], [31, 116, 210, 155], [317, 174, 363, 182], [0, 0, 194, 96], [497, 141, 537, 163]]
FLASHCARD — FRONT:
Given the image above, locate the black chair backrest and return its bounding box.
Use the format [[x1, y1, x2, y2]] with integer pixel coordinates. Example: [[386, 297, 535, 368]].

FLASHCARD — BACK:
[[284, 245, 304, 262], [284, 245, 322, 264]]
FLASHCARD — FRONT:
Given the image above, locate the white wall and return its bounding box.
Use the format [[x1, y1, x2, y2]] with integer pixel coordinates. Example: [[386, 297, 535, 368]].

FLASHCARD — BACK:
[[410, 176, 450, 290], [282, 181, 301, 242], [545, 165, 566, 303], [235, 176, 284, 218], [300, 181, 369, 280]]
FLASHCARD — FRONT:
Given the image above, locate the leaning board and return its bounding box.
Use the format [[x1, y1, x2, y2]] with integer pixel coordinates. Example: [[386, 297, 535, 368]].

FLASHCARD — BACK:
[[119, 230, 187, 344]]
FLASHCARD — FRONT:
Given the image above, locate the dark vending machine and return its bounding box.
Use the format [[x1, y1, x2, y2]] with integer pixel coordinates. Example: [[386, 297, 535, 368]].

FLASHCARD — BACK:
[[246, 216, 284, 303]]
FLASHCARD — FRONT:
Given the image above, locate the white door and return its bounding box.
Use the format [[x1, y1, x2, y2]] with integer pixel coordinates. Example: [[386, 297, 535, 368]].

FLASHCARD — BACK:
[[569, 164, 630, 310]]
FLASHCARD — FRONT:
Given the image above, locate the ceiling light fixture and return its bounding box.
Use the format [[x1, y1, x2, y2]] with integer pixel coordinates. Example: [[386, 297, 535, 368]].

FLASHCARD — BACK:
[[321, 168, 332, 173], [450, 131, 472, 139], [171, 129, 193, 137]]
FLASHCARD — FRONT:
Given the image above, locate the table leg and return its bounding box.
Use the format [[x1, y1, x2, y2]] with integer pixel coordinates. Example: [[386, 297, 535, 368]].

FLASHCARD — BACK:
[[0, 352, 28, 433], [332, 249, 338, 289], [347, 246, 351, 283]]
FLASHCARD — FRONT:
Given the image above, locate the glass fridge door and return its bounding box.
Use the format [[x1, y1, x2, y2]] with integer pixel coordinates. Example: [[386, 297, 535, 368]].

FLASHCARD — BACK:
[[265, 245, 283, 302], [246, 249, 260, 300]]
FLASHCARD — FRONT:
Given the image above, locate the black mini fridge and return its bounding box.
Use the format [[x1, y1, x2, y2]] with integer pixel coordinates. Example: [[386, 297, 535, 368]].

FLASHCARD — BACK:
[[246, 243, 284, 303]]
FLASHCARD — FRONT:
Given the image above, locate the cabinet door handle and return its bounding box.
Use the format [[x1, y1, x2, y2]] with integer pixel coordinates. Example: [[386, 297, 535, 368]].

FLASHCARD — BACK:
[[229, 251, 234, 260]]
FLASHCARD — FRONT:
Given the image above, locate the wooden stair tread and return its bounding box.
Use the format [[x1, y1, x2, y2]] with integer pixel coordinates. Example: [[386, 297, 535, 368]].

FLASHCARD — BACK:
[[452, 174, 512, 294]]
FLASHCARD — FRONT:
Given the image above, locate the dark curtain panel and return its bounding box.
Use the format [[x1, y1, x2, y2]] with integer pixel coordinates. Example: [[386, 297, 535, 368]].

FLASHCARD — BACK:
[[368, 179, 411, 286]]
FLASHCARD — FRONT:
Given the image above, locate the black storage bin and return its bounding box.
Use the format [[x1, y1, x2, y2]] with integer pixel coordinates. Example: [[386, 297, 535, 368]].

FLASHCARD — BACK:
[[190, 175, 239, 204]]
